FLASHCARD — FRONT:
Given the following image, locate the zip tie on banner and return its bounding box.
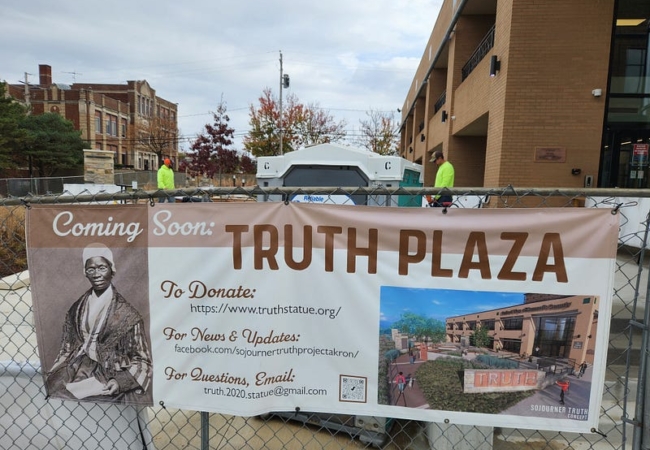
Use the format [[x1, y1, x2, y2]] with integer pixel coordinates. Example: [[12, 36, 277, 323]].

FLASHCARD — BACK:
[[591, 428, 607, 438], [149, 196, 156, 207], [612, 203, 622, 215], [159, 400, 167, 410], [294, 406, 301, 417], [20, 199, 31, 209]]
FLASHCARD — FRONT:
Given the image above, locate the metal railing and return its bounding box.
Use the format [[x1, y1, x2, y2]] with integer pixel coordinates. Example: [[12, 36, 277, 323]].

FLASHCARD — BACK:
[[461, 24, 496, 81]]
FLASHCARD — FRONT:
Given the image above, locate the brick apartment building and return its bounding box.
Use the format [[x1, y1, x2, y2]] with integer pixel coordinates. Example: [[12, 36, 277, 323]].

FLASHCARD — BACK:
[[7, 64, 178, 172], [400, 0, 649, 190]]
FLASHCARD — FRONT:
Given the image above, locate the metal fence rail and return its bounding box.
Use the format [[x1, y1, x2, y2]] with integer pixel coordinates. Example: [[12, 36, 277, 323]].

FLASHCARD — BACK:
[[1, 186, 648, 450]]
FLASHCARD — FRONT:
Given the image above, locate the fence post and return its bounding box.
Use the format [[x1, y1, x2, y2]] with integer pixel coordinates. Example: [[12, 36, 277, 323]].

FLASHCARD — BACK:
[[632, 214, 650, 450], [201, 411, 209, 450]]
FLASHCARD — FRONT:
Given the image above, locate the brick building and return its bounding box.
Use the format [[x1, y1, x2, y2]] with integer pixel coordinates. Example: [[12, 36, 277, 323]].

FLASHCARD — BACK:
[[446, 294, 599, 366], [7, 64, 178, 172], [400, 0, 649, 190]]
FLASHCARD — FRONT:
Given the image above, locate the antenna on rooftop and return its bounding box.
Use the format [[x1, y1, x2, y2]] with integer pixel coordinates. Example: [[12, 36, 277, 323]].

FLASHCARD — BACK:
[[63, 71, 82, 82]]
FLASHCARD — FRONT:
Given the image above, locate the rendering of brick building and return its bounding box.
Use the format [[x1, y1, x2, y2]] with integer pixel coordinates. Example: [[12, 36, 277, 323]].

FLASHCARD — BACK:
[[7, 64, 178, 172], [400, 0, 649, 190], [446, 294, 599, 366]]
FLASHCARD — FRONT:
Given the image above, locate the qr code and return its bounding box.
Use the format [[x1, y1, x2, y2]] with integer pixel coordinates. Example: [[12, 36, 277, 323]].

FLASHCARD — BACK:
[[339, 375, 367, 403]]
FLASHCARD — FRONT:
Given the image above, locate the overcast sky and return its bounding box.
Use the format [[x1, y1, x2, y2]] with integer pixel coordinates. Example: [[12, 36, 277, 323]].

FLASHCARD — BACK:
[[1, 0, 442, 152]]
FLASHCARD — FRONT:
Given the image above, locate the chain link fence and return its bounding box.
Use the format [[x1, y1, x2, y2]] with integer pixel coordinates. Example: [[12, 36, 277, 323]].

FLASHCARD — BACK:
[[1, 186, 648, 450]]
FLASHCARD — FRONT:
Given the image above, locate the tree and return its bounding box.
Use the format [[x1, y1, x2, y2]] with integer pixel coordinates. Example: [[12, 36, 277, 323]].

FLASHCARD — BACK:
[[420, 317, 447, 345], [294, 102, 347, 148], [18, 113, 85, 177], [244, 88, 346, 157], [134, 112, 178, 164], [244, 88, 290, 157], [239, 153, 257, 174], [356, 109, 399, 155], [0, 82, 29, 169], [472, 325, 490, 348], [393, 312, 427, 338], [181, 100, 238, 183], [393, 312, 446, 347]]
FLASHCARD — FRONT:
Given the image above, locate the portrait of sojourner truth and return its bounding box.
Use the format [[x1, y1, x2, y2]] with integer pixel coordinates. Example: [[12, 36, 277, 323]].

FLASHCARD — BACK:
[[44, 243, 153, 405]]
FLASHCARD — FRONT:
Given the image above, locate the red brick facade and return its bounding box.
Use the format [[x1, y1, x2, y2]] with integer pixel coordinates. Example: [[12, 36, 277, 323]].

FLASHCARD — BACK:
[[7, 64, 178, 172]]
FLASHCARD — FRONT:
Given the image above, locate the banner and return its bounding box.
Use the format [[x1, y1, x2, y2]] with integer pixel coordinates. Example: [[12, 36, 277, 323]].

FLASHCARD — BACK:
[[26, 202, 619, 433]]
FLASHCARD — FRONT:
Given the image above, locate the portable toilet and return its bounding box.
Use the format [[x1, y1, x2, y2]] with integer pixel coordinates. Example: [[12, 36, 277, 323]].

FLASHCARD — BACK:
[[256, 143, 423, 206]]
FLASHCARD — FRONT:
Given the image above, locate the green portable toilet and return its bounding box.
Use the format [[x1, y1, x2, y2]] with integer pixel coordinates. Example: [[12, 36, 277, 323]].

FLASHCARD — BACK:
[[398, 168, 423, 207]]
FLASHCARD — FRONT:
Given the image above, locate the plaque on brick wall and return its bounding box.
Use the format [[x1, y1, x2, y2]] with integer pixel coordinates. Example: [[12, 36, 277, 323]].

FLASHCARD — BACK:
[[534, 147, 566, 163]]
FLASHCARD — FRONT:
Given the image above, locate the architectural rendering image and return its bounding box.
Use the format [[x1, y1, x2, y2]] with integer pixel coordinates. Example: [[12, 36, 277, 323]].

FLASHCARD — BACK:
[[379, 287, 596, 420]]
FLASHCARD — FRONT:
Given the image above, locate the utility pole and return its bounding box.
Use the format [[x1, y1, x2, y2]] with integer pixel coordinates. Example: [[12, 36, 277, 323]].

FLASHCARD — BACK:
[[23, 73, 31, 110], [279, 51, 283, 156], [278, 51, 290, 156]]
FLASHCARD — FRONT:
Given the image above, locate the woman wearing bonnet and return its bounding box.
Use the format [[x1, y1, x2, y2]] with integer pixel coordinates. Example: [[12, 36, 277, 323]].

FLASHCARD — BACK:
[[46, 243, 152, 404]]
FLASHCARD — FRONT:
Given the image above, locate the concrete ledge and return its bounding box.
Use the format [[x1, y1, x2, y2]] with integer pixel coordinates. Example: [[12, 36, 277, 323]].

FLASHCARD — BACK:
[[0, 270, 30, 290]]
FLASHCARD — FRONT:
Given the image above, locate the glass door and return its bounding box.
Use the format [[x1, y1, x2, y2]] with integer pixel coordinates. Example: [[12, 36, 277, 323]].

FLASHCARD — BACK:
[[600, 129, 650, 187]]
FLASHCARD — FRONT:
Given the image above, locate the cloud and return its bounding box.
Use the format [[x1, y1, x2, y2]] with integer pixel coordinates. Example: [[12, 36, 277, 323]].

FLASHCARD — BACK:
[[1, 0, 443, 150]]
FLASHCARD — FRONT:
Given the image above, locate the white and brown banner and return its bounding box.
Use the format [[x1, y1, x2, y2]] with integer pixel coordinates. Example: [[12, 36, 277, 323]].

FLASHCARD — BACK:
[[27, 202, 619, 433]]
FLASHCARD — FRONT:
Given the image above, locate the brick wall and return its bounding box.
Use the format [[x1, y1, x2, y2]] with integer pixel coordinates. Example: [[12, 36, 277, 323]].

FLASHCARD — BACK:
[[404, 0, 615, 189]]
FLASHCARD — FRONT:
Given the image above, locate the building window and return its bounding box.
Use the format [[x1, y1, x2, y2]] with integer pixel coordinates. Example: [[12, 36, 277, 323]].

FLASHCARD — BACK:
[[501, 339, 522, 354], [502, 317, 523, 330], [95, 111, 102, 134], [623, 48, 647, 94], [106, 115, 118, 136], [121, 119, 127, 138]]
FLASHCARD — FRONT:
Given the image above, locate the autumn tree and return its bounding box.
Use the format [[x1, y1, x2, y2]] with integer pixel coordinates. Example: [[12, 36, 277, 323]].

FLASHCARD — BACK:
[[294, 102, 347, 148], [181, 101, 239, 184], [356, 109, 399, 155], [239, 153, 257, 174], [18, 113, 85, 177], [244, 88, 290, 157], [244, 88, 346, 157], [134, 112, 178, 165]]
